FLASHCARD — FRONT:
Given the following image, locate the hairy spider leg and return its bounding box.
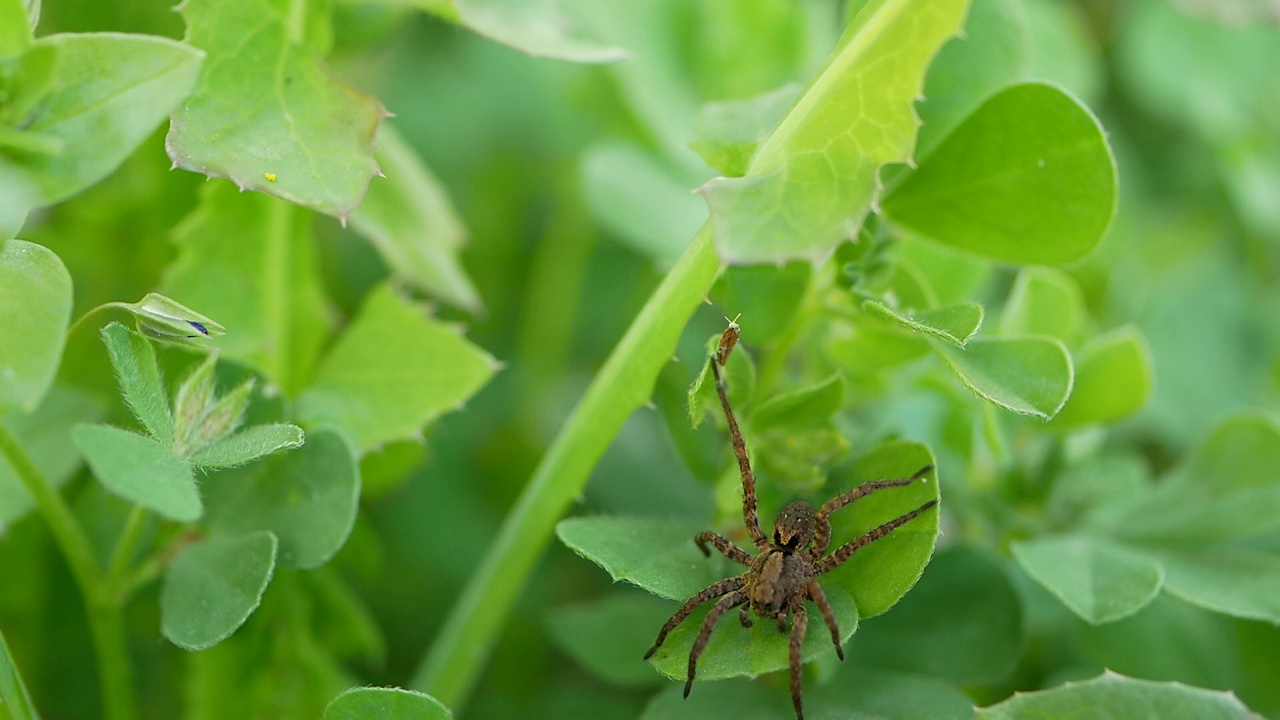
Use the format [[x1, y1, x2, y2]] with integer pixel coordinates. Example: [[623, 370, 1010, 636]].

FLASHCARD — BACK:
[[816, 498, 939, 575], [805, 580, 843, 661], [684, 590, 748, 698], [709, 358, 770, 551], [645, 577, 745, 660], [809, 465, 935, 560], [695, 531, 753, 565], [787, 596, 809, 720]]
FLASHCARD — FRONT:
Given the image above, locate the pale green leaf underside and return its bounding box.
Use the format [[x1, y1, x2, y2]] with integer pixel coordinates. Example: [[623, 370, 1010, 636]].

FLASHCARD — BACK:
[[864, 299, 983, 346], [325, 687, 452, 720], [72, 423, 200, 522], [975, 673, 1260, 719], [0, 239, 70, 412], [167, 0, 383, 217], [100, 322, 174, 444], [1012, 535, 1163, 624], [701, 0, 970, 263], [160, 530, 277, 651], [188, 422, 303, 469], [934, 335, 1073, 419]]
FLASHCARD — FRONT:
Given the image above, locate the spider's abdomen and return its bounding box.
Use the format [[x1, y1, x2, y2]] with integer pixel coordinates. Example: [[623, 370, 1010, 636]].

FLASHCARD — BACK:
[[747, 551, 811, 614]]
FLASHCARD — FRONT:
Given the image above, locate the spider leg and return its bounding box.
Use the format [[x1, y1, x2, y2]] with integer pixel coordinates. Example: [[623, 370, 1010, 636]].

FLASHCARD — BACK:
[[739, 605, 754, 628], [775, 611, 787, 634], [710, 359, 770, 551], [645, 577, 744, 660], [816, 498, 938, 575], [806, 580, 843, 661], [695, 532, 753, 566], [787, 596, 809, 720], [809, 465, 934, 560], [684, 590, 748, 698]]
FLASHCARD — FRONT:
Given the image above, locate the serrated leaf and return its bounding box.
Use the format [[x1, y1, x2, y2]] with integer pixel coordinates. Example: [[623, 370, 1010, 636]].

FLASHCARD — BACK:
[[324, 687, 451, 720], [189, 423, 303, 469], [864, 299, 984, 346], [883, 82, 1117, 265], [974, 672, 1261, 719], [72, 423, 200, 522], [0, 386, 101, 524], [99, 322, 174, 444], [348, 125, 482, 314], [688, 83, 801, 177], [167, 0, 383, 217], [205, 427, 358, 569], [1052, 326, 1153, 427], [934, 335, 1074, 419], [1012, 535, 1163, 624], [556, 517, 729, 602], [0, 626, 39, 720], [11, 33, 202, 205], [296, 284, 496, 452], [161, 530, 277, 651], [998, 266, 1085, 341], [700, 0, 970, 263], [0, 239, 70, 411], [545, 592, 673, 688]]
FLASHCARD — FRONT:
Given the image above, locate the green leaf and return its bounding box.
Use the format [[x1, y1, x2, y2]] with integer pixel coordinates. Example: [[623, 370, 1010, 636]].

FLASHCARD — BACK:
[[824, 320, 929, 373], [1157, 548, 1280, 625], [1052, 326, 1153, 427], [297, 284, 497, 452], [0, 385, 101, 524], [709, 262, 811, 346], [1012, 535, 1163, 624], [545, 591, 673, 687], [0, 239, 70, 411], [686, 339, 754, 429], [72, 423, 200, 522], [325, 687, 451, 720], [934, 335, 1074, 419], [883, 83, 1117, 265], [751, 375, 843, 430], [688, 83, 801, 177], [189, 423, 304, 469], [1043, 454, 1150, 530], [0, 0, 32, 56], [205, 427, 358, 569], [700, 0, 970, 263], [167, 0, 384, 218], [415, 0, 627, 63], [998, 266, 1085, 341], [556, 517, 728, 602], [974, 672, 1260, 719], [160, 530, 278, 651], [13, 34, 202, 206], [348, 125, 482, 314], [99, 322, 174, 444], [847, 545, 1023, 685], [864, 299, 983, 346], [0, 626, 40, 720]]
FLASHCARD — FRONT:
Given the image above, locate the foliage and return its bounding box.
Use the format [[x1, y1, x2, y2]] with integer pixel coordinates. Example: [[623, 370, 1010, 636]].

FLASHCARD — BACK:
[[2, 0, 1278, 719]]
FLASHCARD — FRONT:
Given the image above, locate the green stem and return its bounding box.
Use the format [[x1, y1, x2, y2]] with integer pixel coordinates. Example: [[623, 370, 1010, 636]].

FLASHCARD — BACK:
[[411, 228, 721, 709], [65, 302, 133, 341], [0, 425, 137, 720], [105, 506, 149, 602]]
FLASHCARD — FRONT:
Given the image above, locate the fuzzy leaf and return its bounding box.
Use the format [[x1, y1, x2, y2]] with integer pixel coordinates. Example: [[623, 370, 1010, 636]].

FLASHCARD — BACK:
[[883, 83, 1116, 265], [167, 0, 383, 218], [934, 335, 1073, 419], [998, 266, 1085, 341], [297, 284, 497, 452], [0, 239, 70, 411], [189, 423, 304, 469], [324, 687, 451, 720], [72, 423, 200, 522], [0, 385, 101, 524], [864, 299, 984, 346], [1012, 534, 1163, 624], [974, 673, 1260, 719], [1052, 326, 1153, 427], [99, 322, 174, 444], [700, 0, 970, 263], [160, 531, 277, 651]]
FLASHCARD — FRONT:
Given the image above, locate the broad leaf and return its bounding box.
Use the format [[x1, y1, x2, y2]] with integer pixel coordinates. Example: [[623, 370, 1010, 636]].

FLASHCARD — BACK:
[[189, 423, 304, 469], [934, 335, 1073, 419], [883, 83, 1116, 265], [709, 262, 811, 345], [161, 530, 277, 651], [417, 0, 627, 64], [168, 0, 384, 218], [750, 375, 843, 430], [100, 322, 174, 444], [12, 34, 202, 205], [824, 321, 929, 373], [297, 284, 497, 452], [556, 517, 729, 602], [700, 0, 970, 263], [1052, 326, 1152, 427], [205, 427, 358, 569], [688, 84, 801, 177], [545, 591, 674, 688], [998, 266, 1085, 341], [72, 423, 200, 522], [865, 300, 983, 346], [0, 239, 70, 411], [0, 385, 101, 524], [974, 672, 1260, 719], [1158, 548, 1280, 625], [0, 626, 39, 720], [349, 125, 482, 314], [1012, 534, 1163, 624], [325, 687, 451, 720]]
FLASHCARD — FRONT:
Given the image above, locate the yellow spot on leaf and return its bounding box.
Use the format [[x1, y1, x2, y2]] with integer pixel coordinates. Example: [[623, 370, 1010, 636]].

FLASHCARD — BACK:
[[264, 172, 277, 182]]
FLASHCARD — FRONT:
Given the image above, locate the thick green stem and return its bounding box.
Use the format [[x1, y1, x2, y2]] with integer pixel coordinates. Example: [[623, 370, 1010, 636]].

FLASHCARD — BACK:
[[0, 425, 137, 720], [412, 228, 721, 709]]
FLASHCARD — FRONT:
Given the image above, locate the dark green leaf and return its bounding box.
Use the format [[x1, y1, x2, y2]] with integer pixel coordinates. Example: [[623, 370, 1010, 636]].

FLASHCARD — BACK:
[[864, 300, 984, 346], [189, 423, 304, 469], [934, 335, 1073, 419], [1012, 534, 1163, 624], [99, 322, 174, 444], [0, 385, 101, 524], [0, 240, 70, 412], [545, 591, 674, 687], [556, 517, 729, 601], [161, 530, 277, 651], [883, 83, 1116, 265], [1052, 326, 1153, 427], [0, 626, 39, 720], [72, 423, 200, 522], [325, 687, 451, 720], [974, 672, 1260, 719], [688, 84, 801, 177]]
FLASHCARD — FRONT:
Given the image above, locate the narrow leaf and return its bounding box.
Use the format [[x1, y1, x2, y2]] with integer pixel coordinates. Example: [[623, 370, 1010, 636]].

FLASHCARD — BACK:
[[189, 423, 304, 469], [100, 322, 174, 444], [72, 423, 200, 522], [1012, 535, 1163, 624], [864, 299, 984, 346], [325, 687, 451, 720], [934, 335, 1074, 419], [160, 530, 278, 651], [1052, 326, 1153, 427], [0, 239, 70, 411], [0, 626, 40, 720], [974, 672, 1260, 719]]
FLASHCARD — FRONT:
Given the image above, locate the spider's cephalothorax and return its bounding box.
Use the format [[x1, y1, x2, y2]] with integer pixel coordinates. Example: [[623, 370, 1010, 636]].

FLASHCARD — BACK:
[[644, 354, 938, 720]]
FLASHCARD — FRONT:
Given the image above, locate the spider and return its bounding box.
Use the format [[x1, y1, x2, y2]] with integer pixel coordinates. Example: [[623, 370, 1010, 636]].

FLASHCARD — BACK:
[[644, 354, 938, 720]]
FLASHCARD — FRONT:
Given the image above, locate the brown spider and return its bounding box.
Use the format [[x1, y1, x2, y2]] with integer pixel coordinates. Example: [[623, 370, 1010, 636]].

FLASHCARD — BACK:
[[644, 355, 938, 720]]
